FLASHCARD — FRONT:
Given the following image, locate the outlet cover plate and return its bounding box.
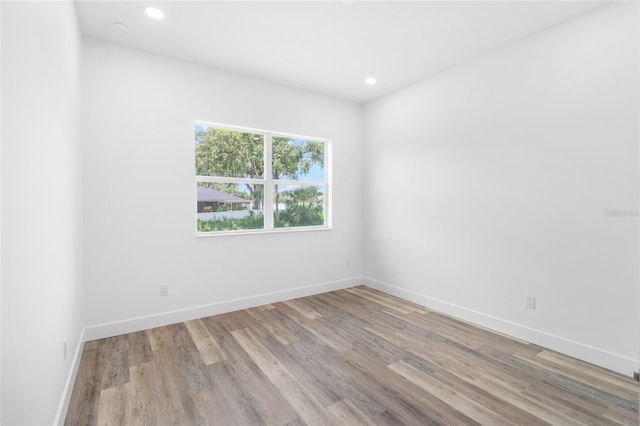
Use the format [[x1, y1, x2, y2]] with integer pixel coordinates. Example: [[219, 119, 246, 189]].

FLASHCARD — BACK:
[[525, 295, 536, 309]]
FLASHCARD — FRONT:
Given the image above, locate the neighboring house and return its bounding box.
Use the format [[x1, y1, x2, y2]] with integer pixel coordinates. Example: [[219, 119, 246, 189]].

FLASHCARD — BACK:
[[196, 186, 249, 212]]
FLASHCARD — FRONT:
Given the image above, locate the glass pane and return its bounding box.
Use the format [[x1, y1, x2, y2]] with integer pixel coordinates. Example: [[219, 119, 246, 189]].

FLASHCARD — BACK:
[[272, 137, 324, 181], [196, 183, 264, 232], [195, 125, 264, 178], [273, 185, 325, 228]]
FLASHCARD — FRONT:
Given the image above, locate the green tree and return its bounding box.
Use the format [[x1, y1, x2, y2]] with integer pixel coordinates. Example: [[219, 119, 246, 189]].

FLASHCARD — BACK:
[[271, 137, 324, 221], [195, 128, 263, 208], [195, 127, 324, 216], [277, 186, 324, 227]]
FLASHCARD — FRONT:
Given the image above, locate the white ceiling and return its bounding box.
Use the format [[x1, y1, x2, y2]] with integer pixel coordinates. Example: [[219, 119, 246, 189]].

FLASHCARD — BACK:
[[75, 1, 607, 103]]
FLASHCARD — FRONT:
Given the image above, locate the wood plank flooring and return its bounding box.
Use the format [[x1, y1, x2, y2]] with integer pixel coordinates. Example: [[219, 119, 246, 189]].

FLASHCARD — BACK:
[[66, 286, 639, 425]]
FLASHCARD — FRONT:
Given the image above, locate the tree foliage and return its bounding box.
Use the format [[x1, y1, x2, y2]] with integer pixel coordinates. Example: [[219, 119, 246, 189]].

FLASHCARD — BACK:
[[276, 186, 324, 227], [195, 128, 324, 181], [197, 211, 264, 232], [195, 128, 264, 178], [271, 137, 324, 180]]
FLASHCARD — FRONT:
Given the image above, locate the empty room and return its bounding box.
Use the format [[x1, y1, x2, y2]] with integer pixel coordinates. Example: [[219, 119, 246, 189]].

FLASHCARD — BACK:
[[1, 0, 639, 425]]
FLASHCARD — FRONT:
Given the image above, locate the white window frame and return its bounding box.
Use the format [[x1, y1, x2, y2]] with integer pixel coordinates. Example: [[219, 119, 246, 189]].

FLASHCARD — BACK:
[[195, 121, 332, 236]]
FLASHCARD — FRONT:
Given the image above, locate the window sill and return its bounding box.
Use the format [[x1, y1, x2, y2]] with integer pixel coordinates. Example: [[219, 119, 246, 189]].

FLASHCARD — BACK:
[[195, 226, 332, 238]]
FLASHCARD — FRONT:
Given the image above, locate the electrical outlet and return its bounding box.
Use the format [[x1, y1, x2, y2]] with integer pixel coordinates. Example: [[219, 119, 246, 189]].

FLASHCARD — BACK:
[[525, 295, 536, 310], [160, 284, 169, 297], [63, 339, 67, 360], [346, 259, 351, 268]]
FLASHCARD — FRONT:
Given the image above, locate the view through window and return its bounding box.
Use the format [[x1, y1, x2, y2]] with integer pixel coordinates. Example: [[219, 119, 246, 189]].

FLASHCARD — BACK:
[[195, 123, 330, 234]]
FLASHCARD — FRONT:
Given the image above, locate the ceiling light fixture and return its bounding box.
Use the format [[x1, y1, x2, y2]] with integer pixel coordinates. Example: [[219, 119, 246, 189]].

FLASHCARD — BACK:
[[365, 77, 377, 85], [145, 7, 165, 20]]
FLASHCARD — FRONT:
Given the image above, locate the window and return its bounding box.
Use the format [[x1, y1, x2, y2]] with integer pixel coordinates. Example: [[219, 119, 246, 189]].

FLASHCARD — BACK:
[[195, 122, 330, 235]]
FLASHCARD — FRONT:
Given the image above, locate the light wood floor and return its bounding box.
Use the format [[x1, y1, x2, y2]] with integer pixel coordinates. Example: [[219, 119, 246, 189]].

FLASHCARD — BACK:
[[66, 286, 639, 425]]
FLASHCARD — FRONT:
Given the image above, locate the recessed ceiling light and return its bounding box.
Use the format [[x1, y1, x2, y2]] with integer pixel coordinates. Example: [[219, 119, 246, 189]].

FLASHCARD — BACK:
[[365, 77, 377, 85], [145, 7, 165, 20], [112, 22, 129, 32]]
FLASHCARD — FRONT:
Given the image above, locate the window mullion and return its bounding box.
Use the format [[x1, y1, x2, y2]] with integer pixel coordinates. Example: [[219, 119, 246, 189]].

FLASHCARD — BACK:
[[196, 176, 264, 185], [263, 133, 274, 230], [272, 179, 325, 187]]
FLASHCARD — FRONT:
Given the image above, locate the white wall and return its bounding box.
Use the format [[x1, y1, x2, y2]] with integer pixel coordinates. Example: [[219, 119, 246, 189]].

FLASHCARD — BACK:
[[0, 4, 3, 422], [1, 1, 84, 425], [363, 2, 639, 376], [82, 38, 363, 336]]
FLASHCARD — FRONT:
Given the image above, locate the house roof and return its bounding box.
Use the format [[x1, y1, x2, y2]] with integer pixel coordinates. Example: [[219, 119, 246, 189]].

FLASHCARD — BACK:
[[197, 186, 248, 203]]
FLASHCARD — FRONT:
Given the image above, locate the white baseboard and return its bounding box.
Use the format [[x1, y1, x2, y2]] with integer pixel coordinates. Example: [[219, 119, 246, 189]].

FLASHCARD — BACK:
[[84, 277, 362, 342], [54, 328, 85, 426], [364, 277, 638, 377]]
